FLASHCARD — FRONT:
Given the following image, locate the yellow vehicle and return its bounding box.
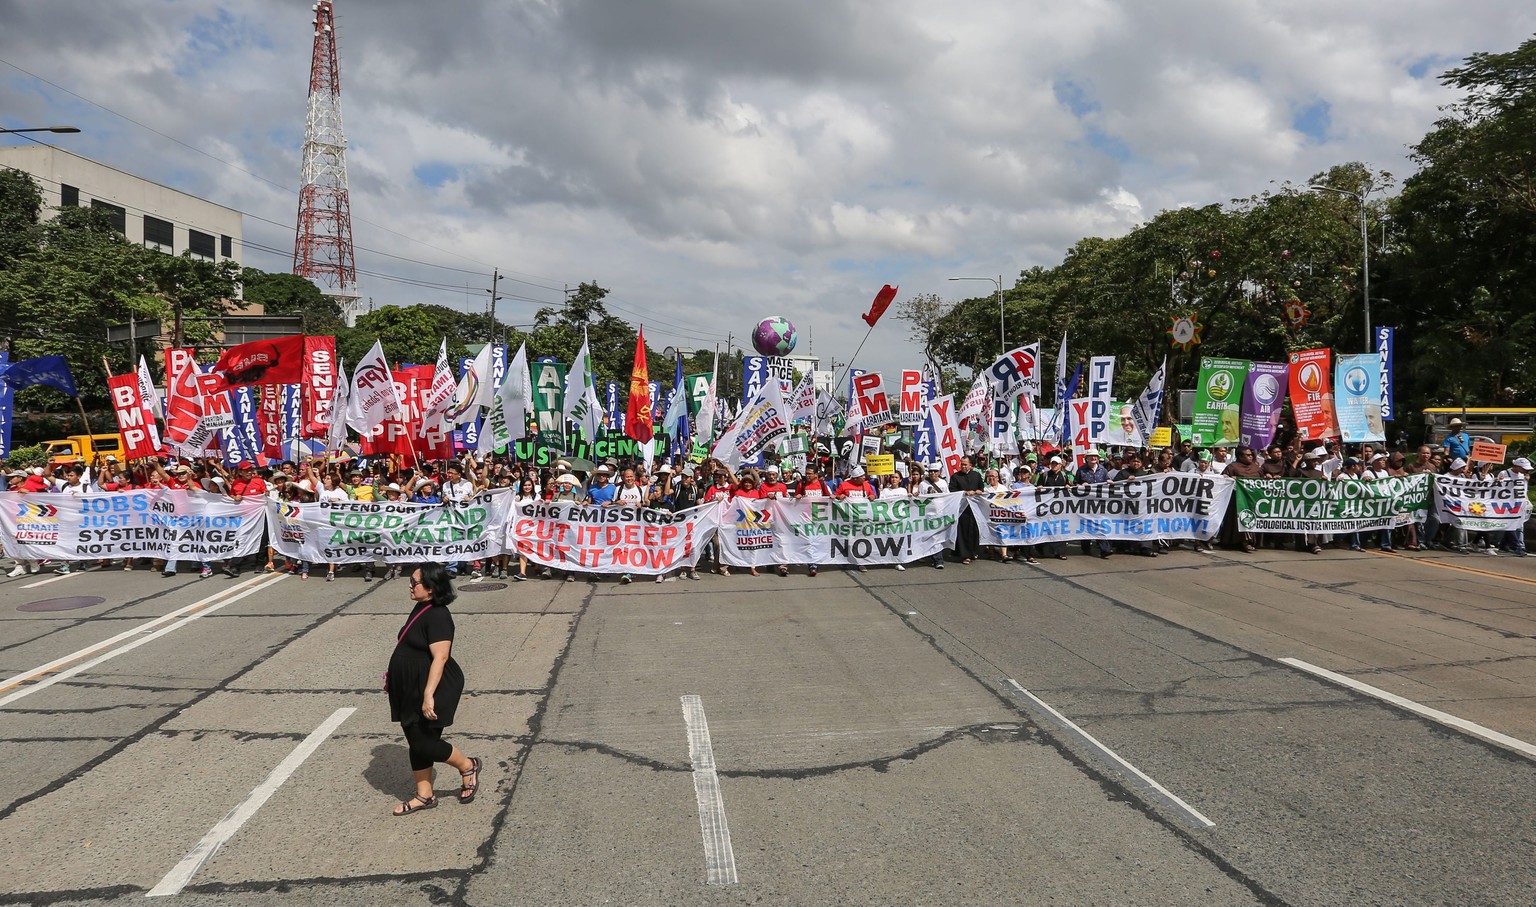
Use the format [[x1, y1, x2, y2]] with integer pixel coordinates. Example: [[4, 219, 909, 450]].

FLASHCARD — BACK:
[[1423, 408, 1535, 446], [43, 433, 128, 467]]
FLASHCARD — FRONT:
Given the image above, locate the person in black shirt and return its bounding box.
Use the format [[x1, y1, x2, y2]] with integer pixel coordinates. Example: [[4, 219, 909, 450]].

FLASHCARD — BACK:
[[385, 563, 482, 815], [948, 456, 986, 563]]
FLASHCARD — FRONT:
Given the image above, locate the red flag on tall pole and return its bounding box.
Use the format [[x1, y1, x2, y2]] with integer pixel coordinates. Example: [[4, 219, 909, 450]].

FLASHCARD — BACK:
[[861, 284, 899, 327], [625, 329, 653, 443]]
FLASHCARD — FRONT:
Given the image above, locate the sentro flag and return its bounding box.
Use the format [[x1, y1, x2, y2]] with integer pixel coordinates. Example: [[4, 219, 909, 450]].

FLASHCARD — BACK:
[[107, 374, 160, 459], [345, 340, 403, 434], [210, 335, 305, 387], [626, 329, 653, 443], [1, 355, 77, 396], [300, 335, 339, 439], [861, 284, 899, 327]]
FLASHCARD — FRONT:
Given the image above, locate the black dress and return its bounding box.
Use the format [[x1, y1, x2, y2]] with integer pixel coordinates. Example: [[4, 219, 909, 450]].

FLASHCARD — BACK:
[[948, 468, 986, 560], [387, 601, 464, 728]]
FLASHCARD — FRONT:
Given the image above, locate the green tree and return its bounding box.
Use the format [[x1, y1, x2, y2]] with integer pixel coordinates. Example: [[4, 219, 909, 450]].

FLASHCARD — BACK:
[[240, 269, 343, 334]]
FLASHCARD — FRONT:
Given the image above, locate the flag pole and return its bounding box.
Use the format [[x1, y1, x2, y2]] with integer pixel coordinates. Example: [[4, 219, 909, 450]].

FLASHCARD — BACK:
[[830, 321, 877, 406]]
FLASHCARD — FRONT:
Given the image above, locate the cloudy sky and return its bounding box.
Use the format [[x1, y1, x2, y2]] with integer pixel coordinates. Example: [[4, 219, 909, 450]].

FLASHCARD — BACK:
[[3, 0, 1533, 379]]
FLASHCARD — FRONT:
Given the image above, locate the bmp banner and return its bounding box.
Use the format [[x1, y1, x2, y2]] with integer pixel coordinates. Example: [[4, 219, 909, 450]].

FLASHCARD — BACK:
[[717, 494, 964, 568], [1434, 475, 1530, 531], [511, 500, 717, 575], [1232, 474, 1429, 533], [267, 490, 515, 564], [967, 475, 1234, 545], [0, 491, 265, 562]]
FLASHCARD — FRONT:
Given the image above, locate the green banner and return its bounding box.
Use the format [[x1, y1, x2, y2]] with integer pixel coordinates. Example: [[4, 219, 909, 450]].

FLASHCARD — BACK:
[[1233, 473, 1429, 533], [1192, 357, 1247, 446], [531, 361, 567, 449], [685, 373, 712, 417]]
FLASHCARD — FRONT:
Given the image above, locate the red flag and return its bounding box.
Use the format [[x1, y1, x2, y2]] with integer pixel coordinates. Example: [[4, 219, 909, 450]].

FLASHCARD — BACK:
[[625, 329, 653, 443], [300, 335, 338, 439], [211, 335, 306, 388], [861, 284, 899, 327], [107, 374, 160, 459]]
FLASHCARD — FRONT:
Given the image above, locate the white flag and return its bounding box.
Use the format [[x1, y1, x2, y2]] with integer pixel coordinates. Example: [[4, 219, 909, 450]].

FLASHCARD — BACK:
[[712, 370, 789, 471], [423, 338, 456, 422], [790, 370, 817, 423], [563, 330, 602, 442], [137, 356, 163, 418], [958, 375, 988, 429], [661, 377, 688, 436], [1129, 356, 1167, 446], [500, 343, 531, 443], [326, 358, 350, 451], [345, 341, 403, 434], [448, 343, 494, 427], [693, 352, 718, 448]]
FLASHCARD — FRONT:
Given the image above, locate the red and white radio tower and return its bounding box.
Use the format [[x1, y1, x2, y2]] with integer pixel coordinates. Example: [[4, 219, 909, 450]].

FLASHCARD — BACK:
[[293, 0, 360, 325]]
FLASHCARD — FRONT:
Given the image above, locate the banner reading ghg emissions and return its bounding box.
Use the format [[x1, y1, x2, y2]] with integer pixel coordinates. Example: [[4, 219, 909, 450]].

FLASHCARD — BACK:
[[967, 475, 1234, 545], [0, 490, 265, 562], [267, 489, 515, 564], [511, 500, 719, 575]]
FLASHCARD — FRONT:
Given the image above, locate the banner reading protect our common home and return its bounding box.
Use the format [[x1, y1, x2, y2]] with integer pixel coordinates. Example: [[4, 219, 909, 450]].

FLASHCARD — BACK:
[[511, 500, 718, 575], [1434, 475, 1530, 531], [0, 491, 265, 562], [717, 494, 964, 568], [967, 475, 1234, 545], [267, 490, 515, 565], [1233, 474, 1429, 533]]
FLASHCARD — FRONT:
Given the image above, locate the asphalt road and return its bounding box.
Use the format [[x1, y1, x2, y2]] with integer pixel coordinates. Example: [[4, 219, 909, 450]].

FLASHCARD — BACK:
[[1, 543, 1533, 906]]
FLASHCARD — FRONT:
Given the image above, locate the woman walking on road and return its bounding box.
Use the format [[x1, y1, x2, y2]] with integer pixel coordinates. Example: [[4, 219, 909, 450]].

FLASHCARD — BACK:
[[385, 563, 483, 816]]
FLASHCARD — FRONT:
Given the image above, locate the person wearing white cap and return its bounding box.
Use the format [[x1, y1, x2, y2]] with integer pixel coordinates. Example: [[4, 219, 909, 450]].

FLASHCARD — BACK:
[[836, 466, 880, 572], [1490, 457, 1533, 557]]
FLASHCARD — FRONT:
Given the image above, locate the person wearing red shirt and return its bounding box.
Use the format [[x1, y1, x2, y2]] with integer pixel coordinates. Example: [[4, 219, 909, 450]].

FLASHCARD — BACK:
[[229, 461, 268, 500], [729, 472, 766, 576], [836, 466, 877, 500], [757, 465, 790, 499]]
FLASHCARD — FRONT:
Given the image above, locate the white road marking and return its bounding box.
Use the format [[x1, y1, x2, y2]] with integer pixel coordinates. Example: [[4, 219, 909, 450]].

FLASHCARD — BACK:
[[1005, 679, 1216, 830], [1280, 657, 1536, 761], [20, 570, 80, 589], [147, 707, 355, 897], [0, 573, 286, 708], [681, 694, 739, 885]]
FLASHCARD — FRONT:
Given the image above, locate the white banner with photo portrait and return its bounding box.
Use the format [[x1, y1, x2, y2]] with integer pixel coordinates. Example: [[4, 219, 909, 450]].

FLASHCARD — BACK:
[[0, 490, 266, 562], [717, 493, 965, 567], [967, 475, 1234, 545]]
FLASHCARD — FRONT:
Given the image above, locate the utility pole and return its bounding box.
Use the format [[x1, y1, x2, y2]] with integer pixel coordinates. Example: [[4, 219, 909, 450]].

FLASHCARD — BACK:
[[486, 269, 502, 344]]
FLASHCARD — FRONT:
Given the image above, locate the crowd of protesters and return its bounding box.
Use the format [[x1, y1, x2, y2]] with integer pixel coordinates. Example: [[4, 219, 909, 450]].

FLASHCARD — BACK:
[[3, 413, 1530, 581]]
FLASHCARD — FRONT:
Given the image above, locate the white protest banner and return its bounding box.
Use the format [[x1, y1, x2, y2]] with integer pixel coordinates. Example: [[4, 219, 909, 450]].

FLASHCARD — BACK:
[[850, 372, 894, 430], [718, 494, 964, 567], [1434, 474, 1529, 531], [968, 474, 1235, 545], [0, 491, 265, 562], [985, 343, 1041, 402], [898, 370, 925, 426], [268, 490, 514, 565], [511, 500, 718, 575]]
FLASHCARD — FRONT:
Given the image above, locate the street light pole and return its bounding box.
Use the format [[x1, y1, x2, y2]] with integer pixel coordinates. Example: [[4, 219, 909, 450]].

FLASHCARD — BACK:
[[1309, 183, 1371, 351], [0, 126, 81, 135], [948, 275, 1005, 355]]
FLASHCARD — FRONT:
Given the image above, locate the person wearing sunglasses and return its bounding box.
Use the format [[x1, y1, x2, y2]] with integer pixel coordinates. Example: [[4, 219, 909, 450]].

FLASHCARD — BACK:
[[385, 563, 483, 816]]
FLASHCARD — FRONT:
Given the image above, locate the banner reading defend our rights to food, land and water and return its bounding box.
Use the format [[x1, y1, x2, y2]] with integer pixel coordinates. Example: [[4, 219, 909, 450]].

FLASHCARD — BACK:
[[511, 500, 719, 575], [1232, 474, 1429, 533], [717, 493, 964, 568], [0, 490, 266, 562], [967, 475, 1234, 545], [267, 489, 515, 565]]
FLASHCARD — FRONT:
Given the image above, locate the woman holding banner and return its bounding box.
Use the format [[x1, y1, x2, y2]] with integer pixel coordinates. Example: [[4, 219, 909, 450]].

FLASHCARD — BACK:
[[386, 563, 483, 816]]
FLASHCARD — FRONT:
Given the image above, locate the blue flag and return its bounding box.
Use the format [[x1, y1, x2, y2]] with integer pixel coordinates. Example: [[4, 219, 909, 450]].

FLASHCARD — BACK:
[[1, 355, 78, 396], [1059, 362, 1083, 447], [0, 354, 12, 459]]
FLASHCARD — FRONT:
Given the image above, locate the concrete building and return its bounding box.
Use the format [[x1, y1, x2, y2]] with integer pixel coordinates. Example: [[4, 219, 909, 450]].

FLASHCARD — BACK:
[[0, 144, 243, 266]]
